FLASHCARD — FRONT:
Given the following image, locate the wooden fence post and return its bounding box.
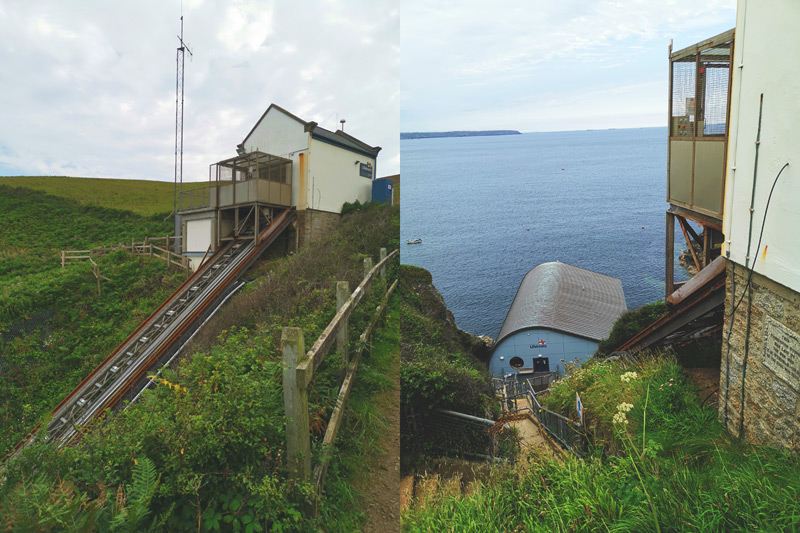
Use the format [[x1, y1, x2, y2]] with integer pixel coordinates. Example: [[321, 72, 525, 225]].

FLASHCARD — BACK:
[[61, 250, 65, 268], [282, 327, 311, 481], [149, 244, 153, 259], [336, 281, 349, 366], [363, 257, 373, 279], [167, 250, 172, 269], [379, 248, 387, 278]]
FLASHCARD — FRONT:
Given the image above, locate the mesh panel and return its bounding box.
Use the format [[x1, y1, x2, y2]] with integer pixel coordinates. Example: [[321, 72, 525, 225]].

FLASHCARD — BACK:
[[671, 58, 696, 137], [671, 40, 732, 138], [700, 43, 732, 136]]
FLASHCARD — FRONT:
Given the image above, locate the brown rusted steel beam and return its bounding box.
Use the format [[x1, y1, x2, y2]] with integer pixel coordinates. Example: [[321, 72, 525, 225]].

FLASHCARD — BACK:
[[677, 216, 702, 273], [667, 255, 726, 306], [667, 205, 722, 232], [616, 268, 725, 353], [683, 219, 703, 249], [4, 241, 233, 461], [73, 210, 297, 441]]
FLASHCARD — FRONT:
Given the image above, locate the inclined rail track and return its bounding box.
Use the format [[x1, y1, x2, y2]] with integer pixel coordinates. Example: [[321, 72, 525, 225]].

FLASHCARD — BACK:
[[6, 208, 295, 459]]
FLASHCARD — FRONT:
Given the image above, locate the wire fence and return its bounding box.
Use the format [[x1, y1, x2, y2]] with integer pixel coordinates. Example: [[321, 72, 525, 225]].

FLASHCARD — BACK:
[[402, 407, 516, 465]]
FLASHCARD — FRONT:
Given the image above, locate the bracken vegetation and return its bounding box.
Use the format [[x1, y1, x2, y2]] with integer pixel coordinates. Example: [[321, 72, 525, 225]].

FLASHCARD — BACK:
[[1, 181, 401, 531], [1, 185, 182, 456]]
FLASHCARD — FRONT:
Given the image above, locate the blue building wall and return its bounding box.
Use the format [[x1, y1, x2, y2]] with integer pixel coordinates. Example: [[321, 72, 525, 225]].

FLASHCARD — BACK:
[[489, 328, 598, 377], [371, 178, 394, 204]]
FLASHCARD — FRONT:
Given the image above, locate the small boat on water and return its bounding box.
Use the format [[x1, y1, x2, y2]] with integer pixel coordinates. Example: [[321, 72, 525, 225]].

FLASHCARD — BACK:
[[407, 238, 422, 245]]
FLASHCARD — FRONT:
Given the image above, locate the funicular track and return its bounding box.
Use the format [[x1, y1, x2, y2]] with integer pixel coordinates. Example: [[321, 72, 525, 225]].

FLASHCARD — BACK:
[[7, 208, 296, 459]]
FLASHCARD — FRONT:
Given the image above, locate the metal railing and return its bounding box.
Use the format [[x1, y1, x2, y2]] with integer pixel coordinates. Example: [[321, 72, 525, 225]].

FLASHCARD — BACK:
[[179, 185, 212, 211], [493, 374, 587, 456], [525, 380, 587, 456]]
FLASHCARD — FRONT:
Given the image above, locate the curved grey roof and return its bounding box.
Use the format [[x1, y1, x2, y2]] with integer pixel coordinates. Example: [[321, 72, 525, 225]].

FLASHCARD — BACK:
[[496, 262, 627, 345]]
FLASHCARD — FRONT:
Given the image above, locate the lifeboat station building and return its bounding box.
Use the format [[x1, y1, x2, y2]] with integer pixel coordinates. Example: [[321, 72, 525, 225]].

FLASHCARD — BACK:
[[490, 262, 627, 378], [178, 104, 381, 266]]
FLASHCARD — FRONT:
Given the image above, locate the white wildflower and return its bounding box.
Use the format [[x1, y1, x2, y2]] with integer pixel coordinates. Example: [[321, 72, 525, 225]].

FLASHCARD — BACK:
[[620, 371, 639, 383], [617, 402, 634, 413], [613, 412, 629, 425]]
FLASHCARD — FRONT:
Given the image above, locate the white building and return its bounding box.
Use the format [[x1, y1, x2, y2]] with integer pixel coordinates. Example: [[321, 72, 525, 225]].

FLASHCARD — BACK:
[[179, 104, 381, 262], [241, 104, 381, 213], [718, 0, 800, 448]]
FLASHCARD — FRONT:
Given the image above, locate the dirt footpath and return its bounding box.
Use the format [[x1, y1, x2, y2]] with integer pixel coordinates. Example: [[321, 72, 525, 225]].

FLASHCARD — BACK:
[[354, 354, 401, 532]]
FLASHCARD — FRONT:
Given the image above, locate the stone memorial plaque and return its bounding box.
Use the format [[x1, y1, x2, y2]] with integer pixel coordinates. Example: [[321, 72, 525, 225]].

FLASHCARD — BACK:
[[763, 316, 800, 392]]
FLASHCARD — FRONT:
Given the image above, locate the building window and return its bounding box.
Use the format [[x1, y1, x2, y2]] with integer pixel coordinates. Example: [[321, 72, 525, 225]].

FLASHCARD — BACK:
[[509, 356, 524, 369]]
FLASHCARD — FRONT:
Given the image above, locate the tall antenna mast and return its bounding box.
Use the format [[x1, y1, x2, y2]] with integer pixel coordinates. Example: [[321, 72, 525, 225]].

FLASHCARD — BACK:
[[173, 16, 192, 239]]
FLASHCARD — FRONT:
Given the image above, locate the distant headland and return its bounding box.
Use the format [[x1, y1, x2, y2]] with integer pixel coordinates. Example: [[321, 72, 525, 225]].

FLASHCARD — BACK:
[[401, 130, 522, 140]]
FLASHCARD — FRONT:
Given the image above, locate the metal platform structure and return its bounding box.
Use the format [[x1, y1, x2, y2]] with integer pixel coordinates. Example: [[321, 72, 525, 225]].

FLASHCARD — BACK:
[[7, 208, 296, 459], [666, 29, 734, 296]]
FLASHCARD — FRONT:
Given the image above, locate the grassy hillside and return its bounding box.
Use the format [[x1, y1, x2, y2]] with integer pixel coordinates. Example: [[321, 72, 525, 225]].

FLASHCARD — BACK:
[[0, 185, 175, 320], [403, 353, 800, 531], [1, 202, 400, 531], [400, 265, 498, 471], [0, 176, 210, 216], [0, 185, 186, 455]]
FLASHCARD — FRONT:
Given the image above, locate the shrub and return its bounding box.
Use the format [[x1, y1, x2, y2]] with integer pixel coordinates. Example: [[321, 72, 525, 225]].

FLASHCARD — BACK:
[[596, 300, 667, 356]]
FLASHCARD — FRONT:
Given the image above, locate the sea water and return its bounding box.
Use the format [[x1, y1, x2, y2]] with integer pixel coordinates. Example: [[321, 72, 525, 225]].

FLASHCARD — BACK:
[[400, 127, 689, 339]]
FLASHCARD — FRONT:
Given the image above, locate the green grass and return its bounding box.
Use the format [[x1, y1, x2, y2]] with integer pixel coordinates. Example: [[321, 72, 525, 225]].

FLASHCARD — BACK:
[[403, 355, 800, 532], [318, 299, 400, 531], [0, 185, 187, 454], [0, 176, 211, 216], [0, 203, 400, 531], [596, 300, 667, 356]]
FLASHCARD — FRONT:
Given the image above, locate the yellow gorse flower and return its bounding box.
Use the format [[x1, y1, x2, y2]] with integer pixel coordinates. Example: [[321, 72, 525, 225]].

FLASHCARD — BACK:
[[147, 375, 187, 393]]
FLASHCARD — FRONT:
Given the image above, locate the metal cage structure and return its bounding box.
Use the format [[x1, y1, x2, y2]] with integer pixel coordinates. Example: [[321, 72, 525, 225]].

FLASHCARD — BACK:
[[209, 151, 292, 186], [178, 151, 294, 253], [666, 29, 734, 297]]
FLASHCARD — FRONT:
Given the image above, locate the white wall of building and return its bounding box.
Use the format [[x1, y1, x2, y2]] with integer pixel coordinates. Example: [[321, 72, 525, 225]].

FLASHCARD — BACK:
[[307, 137, 374, 213], [242, 108, 309, 208], [186, 219, 213, 253], [723, 0, 800, 293], [240, 106, 376, 214]]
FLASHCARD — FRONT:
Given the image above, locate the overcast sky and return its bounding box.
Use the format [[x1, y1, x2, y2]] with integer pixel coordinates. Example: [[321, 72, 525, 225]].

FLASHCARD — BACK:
[[0, 1, 399, 182], [402, 0, 736, 132]]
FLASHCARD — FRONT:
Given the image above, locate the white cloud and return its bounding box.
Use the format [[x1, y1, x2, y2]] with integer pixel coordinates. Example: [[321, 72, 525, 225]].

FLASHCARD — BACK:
[[0, 0, 399, 181], [402, 0, 736, 131], [217, 3, 274, 52]]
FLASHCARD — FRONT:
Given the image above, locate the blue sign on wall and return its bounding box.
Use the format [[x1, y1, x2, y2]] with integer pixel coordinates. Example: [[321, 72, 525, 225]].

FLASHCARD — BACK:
[[359, 162, 373, 178]]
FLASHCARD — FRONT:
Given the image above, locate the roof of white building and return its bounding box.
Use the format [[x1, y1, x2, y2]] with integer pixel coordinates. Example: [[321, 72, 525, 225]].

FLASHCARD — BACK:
[[242, 103, 381, 158], [496, 262, 627, 345]]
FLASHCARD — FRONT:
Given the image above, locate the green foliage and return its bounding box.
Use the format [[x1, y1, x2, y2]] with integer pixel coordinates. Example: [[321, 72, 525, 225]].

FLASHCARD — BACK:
[[340, 199, 364, 214], [0, 186, 184, 455], [1, 201, 400, 531], [596, 300, 667, 356], [399, 264, 495, 470], [110, 457, 164, 532], [404, 354, 800, 531]]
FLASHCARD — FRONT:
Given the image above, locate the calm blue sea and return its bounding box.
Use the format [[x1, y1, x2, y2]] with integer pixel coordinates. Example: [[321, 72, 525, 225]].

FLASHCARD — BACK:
[[400, 127, 689, 339]]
